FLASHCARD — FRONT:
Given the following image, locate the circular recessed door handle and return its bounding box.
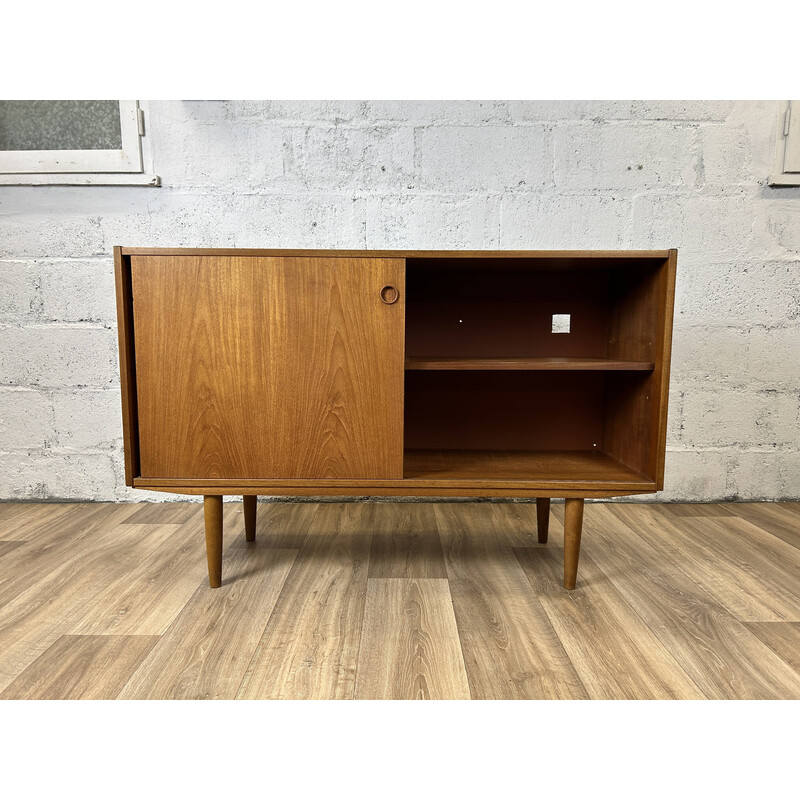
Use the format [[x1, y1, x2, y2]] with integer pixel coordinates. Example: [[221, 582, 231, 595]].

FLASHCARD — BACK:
[[380, 285, 399, 305]]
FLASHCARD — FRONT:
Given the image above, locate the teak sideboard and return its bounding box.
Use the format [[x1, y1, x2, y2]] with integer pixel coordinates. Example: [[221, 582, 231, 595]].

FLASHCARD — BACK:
[[114, 247, 677, 589]]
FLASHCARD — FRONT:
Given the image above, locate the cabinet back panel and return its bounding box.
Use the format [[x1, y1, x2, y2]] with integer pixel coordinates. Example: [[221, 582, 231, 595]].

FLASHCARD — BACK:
[[405, 270, 612, 359], [131, 255, 405, 480], [404, 371, 604, 451]]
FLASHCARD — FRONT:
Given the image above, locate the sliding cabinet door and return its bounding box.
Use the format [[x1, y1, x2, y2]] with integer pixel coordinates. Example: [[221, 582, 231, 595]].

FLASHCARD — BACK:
[[131, 256, 405, 479]]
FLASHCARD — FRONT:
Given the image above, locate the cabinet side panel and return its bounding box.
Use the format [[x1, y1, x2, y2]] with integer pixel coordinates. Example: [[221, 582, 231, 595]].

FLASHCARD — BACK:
[[131, 256, 404, 480], [603, 261, 665, 479], [114, 246, 139, 485], [653, 250, 677, 489]]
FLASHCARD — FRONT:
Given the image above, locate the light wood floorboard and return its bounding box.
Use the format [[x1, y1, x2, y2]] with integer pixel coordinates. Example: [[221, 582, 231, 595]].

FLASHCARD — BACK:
[[355, 578, 470, 699], [721, 503, 800, 551], [435, 503, 587, 699], [236, 504, 371, 700], [743, 622, 800, 675], [368, 503, 447, 578], [607, 504, 800, 622], [513, 546, 704, 699], [70, 505, 238, 636], [0, 499, 799, 700], [586, 505, 800, 699], [118, 547, 298, 699], [0, 520, 177, 692], [1, 635, 160, 700]]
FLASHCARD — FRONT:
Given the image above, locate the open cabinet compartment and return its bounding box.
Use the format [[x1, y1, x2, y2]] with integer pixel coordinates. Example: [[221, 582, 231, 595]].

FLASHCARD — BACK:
[[403, 255, 672, 488]]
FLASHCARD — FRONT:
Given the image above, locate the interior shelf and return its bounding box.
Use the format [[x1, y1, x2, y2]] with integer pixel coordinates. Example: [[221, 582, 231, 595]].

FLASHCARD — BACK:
[[403, 449, 651, 484], [405, 356, 655, 371]]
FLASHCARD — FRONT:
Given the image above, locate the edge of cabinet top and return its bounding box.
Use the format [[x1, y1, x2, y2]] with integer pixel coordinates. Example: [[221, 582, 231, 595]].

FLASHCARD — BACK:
[[119, 247, 673, 259]]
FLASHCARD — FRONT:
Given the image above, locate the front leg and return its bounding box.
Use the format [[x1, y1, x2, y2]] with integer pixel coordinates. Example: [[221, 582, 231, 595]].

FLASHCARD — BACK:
[[563, 498, 584, 590], [204, 495, 223, 588]]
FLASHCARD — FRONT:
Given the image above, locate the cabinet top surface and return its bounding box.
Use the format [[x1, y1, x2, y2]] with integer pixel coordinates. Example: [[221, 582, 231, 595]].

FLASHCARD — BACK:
[[119, 247, 673, 259]]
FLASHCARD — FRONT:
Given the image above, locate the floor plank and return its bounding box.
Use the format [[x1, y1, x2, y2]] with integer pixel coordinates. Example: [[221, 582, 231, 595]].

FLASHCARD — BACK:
[[589, 504, 800, 699], [514, 546, 704, 699], [368, 503, 447, 579], [0, 541, 25, 559], [0, 503, 139, 607], [721, 503, 800, 551], [743, 623, 800, 675], [117, 547, 298, 699], [483, 502, 550, 548], [608, 504, 800, 622], [237, 503, 372, 700], [354, 578, 470, 699], [659, 503, 735, 518], [435, 503, 587, 700], [0, 502, 75, 540], [70, 505, 238, 636], [229, 501, 320, 550], [121, 501, 202, 525], [1, 635, 160, 700], [0, 521, 179, 692]]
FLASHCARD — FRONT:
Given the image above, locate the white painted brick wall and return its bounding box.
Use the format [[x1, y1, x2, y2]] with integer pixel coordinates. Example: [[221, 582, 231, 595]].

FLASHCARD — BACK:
[[0, 100, 798, 501]]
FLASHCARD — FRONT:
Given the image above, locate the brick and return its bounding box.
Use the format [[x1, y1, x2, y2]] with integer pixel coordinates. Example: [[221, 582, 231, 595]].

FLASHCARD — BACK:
[[98, 191, 243, 249], [554, 123, 699, 190], [500, 193, 632, 248], [632, 101, 734, 121], [0, 388, 55, 450], [155, 120, 285, 189], [680, 388, 799, 448], [51, 389, 122, 451], [670, 327, 748, 383], [0, 325, 116, 388], [38, 259, 117, 322], [0, 452, 116, 500], [0, 203, 105, 259], [509, 101, 635, 121], [0, 261, 41, 319], [234, 193, 366, 249], [368, 101, 510, 125], [728, 451, 800, 500], [746, 326, 800, 387], [150, 99, 232, 125], [286, 126, 414, 190], [631, 193, 756, 261], [230, 100, 368, 124], [365, 195, 499, 249], [674, 262, 800, 329], [759, 200, 800, 257], [701, 126, 753, 185], [416, 126, 552, 191], [666, 389, 684, 446], [661, 450, 731, 501]]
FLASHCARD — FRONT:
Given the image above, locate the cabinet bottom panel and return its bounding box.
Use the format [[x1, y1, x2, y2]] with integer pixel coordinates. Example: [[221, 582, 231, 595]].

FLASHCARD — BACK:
[[133, 449, 656, 497]]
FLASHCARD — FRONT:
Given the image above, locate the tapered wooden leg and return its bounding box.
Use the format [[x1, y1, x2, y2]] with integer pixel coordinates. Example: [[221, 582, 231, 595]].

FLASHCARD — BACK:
[[563, 498, 584, 590], [204, 495, 223, 588], [536, 497, 551, 543], [243, 495, 257, 542]]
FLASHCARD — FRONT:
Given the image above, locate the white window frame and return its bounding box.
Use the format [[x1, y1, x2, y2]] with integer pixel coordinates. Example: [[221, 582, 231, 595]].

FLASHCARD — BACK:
[[769, 100, 800, 186], [0, 100, 160, 186]]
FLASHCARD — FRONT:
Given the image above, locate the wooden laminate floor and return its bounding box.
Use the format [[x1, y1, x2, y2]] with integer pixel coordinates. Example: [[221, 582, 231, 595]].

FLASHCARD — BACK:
[[0, 500, 798, 700]]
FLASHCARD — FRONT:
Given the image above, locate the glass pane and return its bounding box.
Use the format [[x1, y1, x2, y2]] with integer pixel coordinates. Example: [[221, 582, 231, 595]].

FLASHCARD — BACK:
[[0, 101, 122, 151]]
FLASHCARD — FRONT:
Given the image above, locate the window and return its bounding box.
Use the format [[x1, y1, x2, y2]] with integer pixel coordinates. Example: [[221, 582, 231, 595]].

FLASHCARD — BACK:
[[0, 100, 159, 186], [769, 100, 800, 186]]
